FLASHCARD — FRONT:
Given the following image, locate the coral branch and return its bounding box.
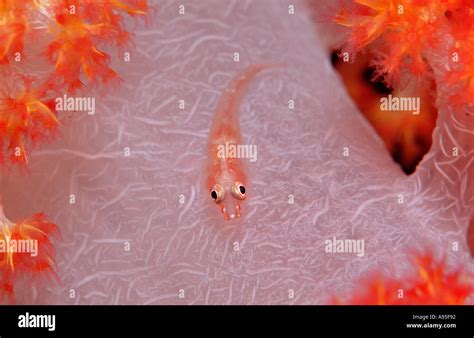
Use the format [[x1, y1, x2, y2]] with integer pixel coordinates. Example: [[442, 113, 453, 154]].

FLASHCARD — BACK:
[[333, 252, 473, 305], [0, 0, 31, 64], [46, 11, 119, 91], [0, 0, 151, 167], [0, 0, 151, 304], [9, 213, 60, 279], [0, 77, 60, 166], [0, 209, 60, 303], [334, 0, 474, 107], [45, 0, 150, 92], [0, 170, 60, 303]]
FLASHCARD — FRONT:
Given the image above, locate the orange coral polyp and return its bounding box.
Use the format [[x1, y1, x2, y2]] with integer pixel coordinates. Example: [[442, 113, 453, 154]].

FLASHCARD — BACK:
[[0, 10, 29, 63], [0, 79, 59, 165], [336, 253, 473, 305], [0, 213, 59, 288], [110, 0, 148, 16], [335, 0, 474, 106], [0, 0, 150, 303], [0, 0, 150, 167], [46, 12, 117, 91]]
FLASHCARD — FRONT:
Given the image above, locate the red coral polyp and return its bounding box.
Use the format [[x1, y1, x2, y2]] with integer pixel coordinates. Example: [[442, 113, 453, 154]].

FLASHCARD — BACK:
[[0, 1, 30, 64], [0, 213, 60, 302], [0, 0, 150, 168], [0, 78, 59, 166], [335, 0, 474, 107], [87, 0, 149, 17], [44, 0, 150, 91], [9, 213, 60, 279], [335, 252, 473, 305], [0, 278, 15, 304], [0, 0, 150, 304], [46, 12, 119, 91]]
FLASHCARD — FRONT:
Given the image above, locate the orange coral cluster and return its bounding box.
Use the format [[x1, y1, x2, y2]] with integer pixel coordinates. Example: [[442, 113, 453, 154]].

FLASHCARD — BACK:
[[444, 4, 474, 107], [335, 0, 474, 107], [0, 213, 59, 303], [0, 0, 30, 64], [0, 77, 59, 165], [46, 0, 150, 92], [334, 252, 473, 305], [0, 0, 150, 167]]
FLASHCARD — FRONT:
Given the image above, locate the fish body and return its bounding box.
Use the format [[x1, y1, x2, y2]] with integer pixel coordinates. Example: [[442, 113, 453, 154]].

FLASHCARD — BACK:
[[207, 64, 276, 220]]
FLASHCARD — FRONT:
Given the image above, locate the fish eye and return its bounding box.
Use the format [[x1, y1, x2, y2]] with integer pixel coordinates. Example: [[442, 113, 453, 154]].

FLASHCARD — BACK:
[[211, 185, 224, 202], [232, 182, 246, 200]]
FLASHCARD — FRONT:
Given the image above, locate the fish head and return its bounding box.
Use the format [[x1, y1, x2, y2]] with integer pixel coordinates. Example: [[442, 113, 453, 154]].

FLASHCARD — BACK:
[[209, 169, 246, 221]]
